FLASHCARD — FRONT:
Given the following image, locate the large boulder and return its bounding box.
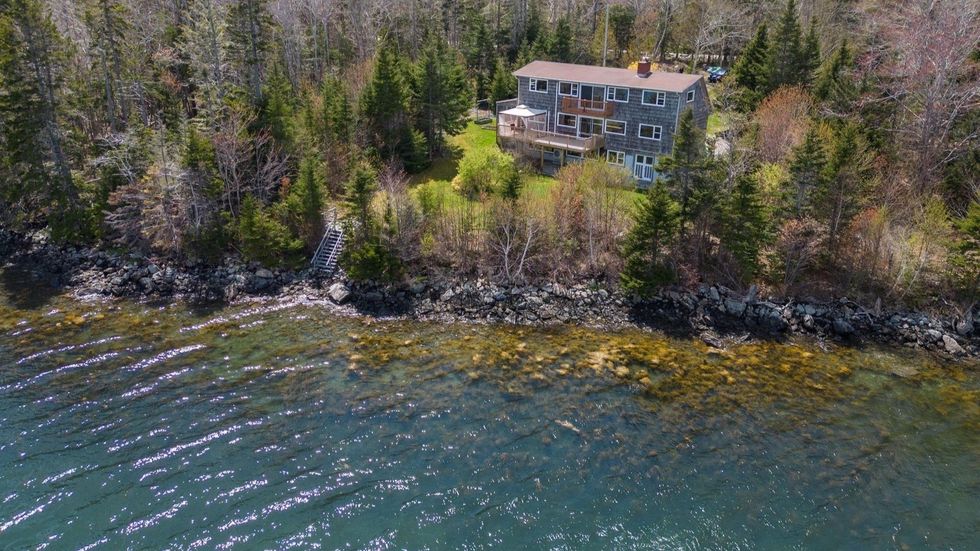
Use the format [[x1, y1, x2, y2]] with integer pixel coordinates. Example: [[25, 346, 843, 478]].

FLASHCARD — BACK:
[[328, 282, 351, 304], [943, 334, 965, 355]]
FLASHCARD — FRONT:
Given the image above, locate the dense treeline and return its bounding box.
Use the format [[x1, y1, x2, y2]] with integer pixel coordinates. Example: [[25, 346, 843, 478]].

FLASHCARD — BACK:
[[0, 0, 977, 313]]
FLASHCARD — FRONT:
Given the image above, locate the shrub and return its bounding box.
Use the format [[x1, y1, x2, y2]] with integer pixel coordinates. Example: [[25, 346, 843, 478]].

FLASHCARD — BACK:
[[236, 195, 304, 267], [451, 148, 518, 199]]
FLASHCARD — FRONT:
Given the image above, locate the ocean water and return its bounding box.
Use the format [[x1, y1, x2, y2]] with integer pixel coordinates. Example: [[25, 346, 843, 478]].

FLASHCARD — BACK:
[[0, 270, 977, 549]]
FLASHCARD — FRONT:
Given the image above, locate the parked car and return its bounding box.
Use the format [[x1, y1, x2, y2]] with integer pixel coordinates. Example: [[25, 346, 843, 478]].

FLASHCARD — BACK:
[[707, 66, 728, 83]]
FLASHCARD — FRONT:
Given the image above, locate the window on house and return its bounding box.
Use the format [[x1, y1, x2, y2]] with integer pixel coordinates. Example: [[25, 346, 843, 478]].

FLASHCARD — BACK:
[[606, 150, 625, 166], [529, 78, 548, 93], [557, 113, 577, 128], [638, 124, 662, 141], [558, 81, 579, 96], [687, 89, 696, 102], [642, 90, 666, 106], [604, 120, 626, 135], [606, 87, 629, 102]]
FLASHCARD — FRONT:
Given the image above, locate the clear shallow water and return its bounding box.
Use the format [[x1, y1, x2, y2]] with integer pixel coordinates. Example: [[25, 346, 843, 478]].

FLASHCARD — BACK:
[[0, 274, 977, 549]]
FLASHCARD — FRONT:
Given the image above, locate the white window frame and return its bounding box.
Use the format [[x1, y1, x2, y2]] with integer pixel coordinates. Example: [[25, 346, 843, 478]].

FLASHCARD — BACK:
[[634, 154, 656, 180], [558, 81, 579, 97], [556, 112, 577, 128], [606, 87, 629, 103], [638, 124, 662, 141], [687, 89, 696, 102], [642, 90, 666, 107], [603, 119, 626, 135], [529, 78, 549, 93], [606, 150, 625, 166]]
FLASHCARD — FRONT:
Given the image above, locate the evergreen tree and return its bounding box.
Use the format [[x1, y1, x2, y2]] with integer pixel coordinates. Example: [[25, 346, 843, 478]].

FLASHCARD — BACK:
[[180, 0, 230, 127], [489, 57, 516, 111], [732, 24, 770, 111], [721, 174, 770, 280], [462, 14, 495, 100], [288, 154, 323, 248], [657, 108, 710, 233], [360, 40, 412, 162], [0, 0, 79, 227], [621, 180, 680, 296], [260, 63, 294, 146], [814, 39, 856, 107], [816, 122, 869, 256], [800, 23, 821, 86], [766, 0, 804, 91], [84, 0, 130, 131], [499, 165, 523, 201], [524, 1, 542, 52], [786, 126, 827, 218], [227, 0, 271, 103], [607, 5, 637, 65], [340, 161, 400, 281], [950, 201, 980, 306], [411, 33, 471, 158], [551, 17, 573, 62]]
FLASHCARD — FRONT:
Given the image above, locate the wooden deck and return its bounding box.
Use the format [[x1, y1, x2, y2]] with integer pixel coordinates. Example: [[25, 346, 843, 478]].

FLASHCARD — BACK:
[[498, 125, 604, 153]]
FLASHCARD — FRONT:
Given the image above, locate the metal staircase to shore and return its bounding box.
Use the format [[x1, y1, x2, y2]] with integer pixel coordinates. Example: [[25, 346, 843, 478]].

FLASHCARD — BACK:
[[311, 209, 344, 275]]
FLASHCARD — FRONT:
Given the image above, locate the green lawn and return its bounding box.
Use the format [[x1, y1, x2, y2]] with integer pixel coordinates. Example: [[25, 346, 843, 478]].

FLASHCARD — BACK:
[[707, 111, 732, 137], [410, 121, 642, 209]]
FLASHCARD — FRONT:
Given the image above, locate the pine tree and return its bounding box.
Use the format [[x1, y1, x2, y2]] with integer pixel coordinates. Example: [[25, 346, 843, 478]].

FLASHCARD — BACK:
[[657, 108, 710, 233], [84, 0, 130, 131], [786, 126, 827, 218], [0, 0, 78, 225], [412, 33, 472, 158], [766, 0, 804, 91], [621, 180, 679, 296], [551, 18, 573, 62], [721, 174, 770, 280], [732, 24, 770, 111], [490, 57, 516, 111], [799, 23, 821, 87]]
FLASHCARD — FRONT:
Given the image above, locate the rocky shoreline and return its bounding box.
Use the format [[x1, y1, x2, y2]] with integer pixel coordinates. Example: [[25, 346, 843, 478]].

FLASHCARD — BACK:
[[2, 229, 977, 361]]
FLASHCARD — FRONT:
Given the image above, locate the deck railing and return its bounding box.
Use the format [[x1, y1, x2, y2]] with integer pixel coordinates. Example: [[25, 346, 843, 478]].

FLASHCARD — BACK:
[[560, 96, 613, 117]]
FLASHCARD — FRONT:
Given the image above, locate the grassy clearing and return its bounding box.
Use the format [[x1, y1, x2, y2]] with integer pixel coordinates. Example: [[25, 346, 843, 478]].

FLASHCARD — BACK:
[[410, 121, 643, 210]]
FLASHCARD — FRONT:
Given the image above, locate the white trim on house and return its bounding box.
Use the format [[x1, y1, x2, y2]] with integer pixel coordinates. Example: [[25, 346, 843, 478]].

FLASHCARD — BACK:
[[686, 89, 696, 102], [604, 119, 626, 135], [638, 124, 662, 141], [529, 78, 549, 93], [634, 154, 656, 180], [606, 150, 625, 166], [606, 86, 629, 103], [558, 81, 579, 97], [642, 90, 667, 107], [557, 112, 577, 128]]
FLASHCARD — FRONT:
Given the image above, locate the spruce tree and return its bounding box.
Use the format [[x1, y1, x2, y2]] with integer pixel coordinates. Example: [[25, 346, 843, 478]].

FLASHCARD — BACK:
[[814, 40, 856, 109], [816, 122, 868, 256], [721, 174, 770, 280], [261, 64, 294, 147], [799, 23, 821, 86], [620, 180, 680, 296], [227, 0, 271, 103], [786, 126, 827, 218], [551, 18, 573, 62], [84, 0, 131, 131], [766, 0, 804, 91], [732, 24, 770, 111], [412, 33, 471, 158], [340, 161, 399, 281], [462, 15, 495, 100], [489, 57, 516, 111], [657, 108, 710, 234], [0, 0, 78, 225], [360, 40, 412, 162], [294, 154, 323, 247]]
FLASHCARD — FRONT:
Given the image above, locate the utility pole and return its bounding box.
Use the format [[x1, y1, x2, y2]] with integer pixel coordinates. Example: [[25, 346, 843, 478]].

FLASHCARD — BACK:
[[602, 2, 610, 66]]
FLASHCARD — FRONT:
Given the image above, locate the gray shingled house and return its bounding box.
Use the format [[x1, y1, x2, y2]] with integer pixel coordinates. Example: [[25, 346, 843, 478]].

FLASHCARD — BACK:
[[496, 58, 710, 186]]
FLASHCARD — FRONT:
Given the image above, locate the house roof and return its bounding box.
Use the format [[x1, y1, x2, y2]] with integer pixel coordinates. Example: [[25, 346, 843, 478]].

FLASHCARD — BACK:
[[513, 60, 702, 93]]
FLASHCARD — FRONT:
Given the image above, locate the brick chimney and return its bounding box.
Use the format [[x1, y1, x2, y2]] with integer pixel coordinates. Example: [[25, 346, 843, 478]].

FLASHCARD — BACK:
[[636, 56, 652, 78]]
